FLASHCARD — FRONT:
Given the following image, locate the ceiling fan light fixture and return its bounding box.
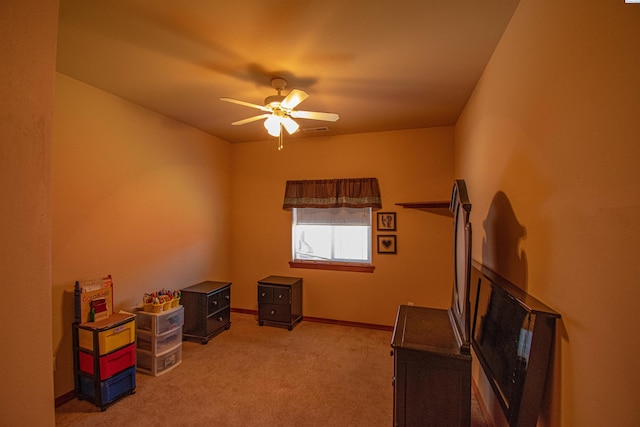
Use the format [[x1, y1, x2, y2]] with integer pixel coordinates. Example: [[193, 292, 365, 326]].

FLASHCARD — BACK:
[[264, 115, 281, 137], [282, 117, 300, 135]]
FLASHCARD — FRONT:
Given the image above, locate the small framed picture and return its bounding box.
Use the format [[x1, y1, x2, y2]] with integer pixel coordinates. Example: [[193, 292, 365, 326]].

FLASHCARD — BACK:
[[377, 235, 397, 254], [377, 212, 396, 231]]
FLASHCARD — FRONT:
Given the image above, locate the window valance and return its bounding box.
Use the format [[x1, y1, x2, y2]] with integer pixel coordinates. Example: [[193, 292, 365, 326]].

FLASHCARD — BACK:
[[282, 178, 382, 210]]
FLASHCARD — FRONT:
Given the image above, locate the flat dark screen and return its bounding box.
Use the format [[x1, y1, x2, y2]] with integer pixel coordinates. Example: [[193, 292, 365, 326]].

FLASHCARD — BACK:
[[474, 281, 531, 413]]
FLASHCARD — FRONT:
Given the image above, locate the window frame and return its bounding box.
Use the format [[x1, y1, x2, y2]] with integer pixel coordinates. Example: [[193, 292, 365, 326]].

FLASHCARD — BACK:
[[289, 207, 375, 273]]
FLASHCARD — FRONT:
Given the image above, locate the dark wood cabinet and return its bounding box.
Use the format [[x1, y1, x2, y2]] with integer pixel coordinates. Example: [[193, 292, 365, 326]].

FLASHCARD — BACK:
[[391, 305, 471, 427], [391, 181, 473, 426], [181, 281, 231, 344], [257, 275, 302, 330]]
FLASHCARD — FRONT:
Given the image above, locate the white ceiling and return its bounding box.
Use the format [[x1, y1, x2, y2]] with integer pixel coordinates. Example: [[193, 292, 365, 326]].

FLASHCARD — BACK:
[[56, 0, 520, 144]]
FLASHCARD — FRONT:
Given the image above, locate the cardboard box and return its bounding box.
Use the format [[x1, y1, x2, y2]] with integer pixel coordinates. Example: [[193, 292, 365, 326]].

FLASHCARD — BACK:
[[74, 275, 114, 323]]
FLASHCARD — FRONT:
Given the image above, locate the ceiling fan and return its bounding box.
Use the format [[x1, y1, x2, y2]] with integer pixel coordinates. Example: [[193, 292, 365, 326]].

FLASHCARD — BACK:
[[221, 77, 339, 149]]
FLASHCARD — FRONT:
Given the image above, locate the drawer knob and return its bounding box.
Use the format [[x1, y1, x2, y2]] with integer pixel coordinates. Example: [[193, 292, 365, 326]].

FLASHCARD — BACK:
[[212, 301, 218, 306], [218, 317, 223, 322], [225, 295, 230, 300], [270, 309, 276, 315], [261, 292, 266, 297], [278, 294, 283, 299]]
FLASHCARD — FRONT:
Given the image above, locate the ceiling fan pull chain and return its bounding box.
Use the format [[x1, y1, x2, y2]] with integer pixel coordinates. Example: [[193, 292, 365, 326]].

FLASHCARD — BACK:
[[278, 126, 284, 151]]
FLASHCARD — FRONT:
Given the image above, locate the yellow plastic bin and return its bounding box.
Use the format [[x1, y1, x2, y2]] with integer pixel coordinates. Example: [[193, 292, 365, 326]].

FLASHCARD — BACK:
[[78, 313, 136, 355]]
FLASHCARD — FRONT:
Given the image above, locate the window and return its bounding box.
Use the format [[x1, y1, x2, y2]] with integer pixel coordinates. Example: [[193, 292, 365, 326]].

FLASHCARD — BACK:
[[283, 177, 381, 272], [292, 207, 372, 264]]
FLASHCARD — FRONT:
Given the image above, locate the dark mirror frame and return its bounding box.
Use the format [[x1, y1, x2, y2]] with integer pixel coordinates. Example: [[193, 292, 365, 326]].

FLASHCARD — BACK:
[[449, 179, 472, 353]]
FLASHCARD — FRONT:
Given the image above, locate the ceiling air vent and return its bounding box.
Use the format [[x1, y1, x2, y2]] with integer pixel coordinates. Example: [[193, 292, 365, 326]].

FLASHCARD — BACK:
[[302, 126, 330, 133]]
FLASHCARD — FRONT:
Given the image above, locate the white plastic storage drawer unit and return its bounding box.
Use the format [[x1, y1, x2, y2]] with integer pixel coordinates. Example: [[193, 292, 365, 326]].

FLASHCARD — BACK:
[[130, 304, 184, 376]]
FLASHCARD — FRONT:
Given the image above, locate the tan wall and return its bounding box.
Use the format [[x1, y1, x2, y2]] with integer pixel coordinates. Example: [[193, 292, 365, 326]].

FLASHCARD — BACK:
[[456, 1, 640, 426], [230, 128, 454, 326], [0, 0, 58, 425], [52, 74, 232, 398]]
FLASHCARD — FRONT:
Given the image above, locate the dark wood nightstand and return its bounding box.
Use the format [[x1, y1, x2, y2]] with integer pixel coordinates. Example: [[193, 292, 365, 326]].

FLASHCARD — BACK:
[[257, 275, 302, 330], [181, 281, 231, 344]]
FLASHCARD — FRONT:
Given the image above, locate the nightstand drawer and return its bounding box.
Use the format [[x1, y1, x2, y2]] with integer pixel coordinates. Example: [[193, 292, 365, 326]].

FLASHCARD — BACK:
[[258, 303, 290, 323], [207, 292, 222, 315], [206, 307, 230, 335], [258, 285, 273, 303], [219, 287, 231, 309], [273, 287, 290, 305]]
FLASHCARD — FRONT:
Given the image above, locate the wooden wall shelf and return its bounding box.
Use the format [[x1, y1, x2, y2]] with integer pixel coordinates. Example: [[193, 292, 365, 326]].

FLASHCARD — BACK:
[[395, 201, 452, 217]]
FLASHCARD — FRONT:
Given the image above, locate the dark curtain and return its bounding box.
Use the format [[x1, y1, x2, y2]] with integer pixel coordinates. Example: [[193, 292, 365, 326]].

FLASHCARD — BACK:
[[282, 178, 382, 210]]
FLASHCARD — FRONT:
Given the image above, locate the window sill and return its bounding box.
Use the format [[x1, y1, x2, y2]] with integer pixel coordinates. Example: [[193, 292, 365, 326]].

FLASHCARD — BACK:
[[289, 260, 375, 273]]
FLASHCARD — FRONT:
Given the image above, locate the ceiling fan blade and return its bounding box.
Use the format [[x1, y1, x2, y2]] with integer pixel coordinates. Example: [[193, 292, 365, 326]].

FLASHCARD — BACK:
[[290, 110, 340, 122], [221, 97, 270, 112], [280, 89, 309, 110], [232, 114, 271, 125]]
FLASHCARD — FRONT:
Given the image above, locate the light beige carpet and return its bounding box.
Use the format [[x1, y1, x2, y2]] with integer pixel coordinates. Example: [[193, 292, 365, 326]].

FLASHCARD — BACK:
[[56, 312, 488, 426]]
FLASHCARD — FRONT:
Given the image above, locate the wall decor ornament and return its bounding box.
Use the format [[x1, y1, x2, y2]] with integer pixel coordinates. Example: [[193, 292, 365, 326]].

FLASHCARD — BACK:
[[377, 235, 397, 254], [377, 212, 396, 231]]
